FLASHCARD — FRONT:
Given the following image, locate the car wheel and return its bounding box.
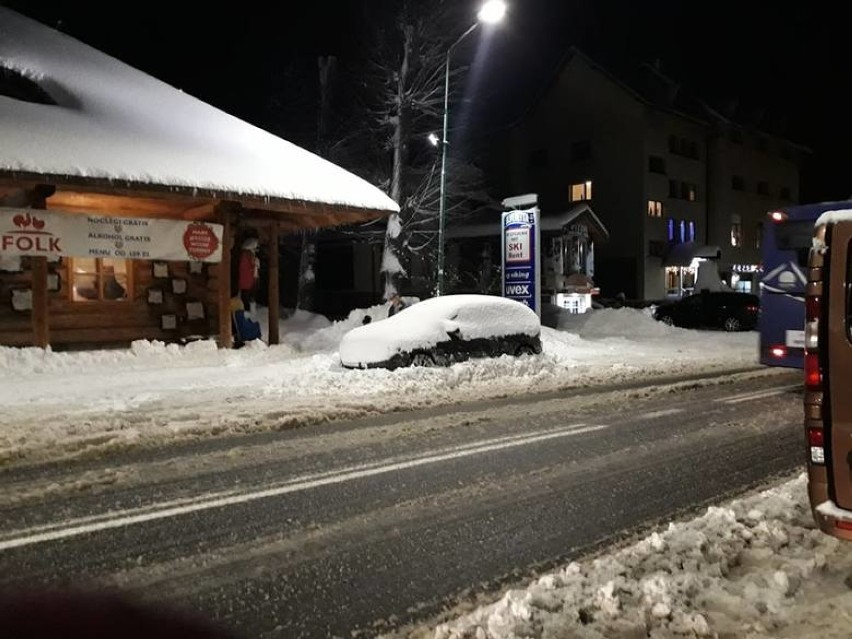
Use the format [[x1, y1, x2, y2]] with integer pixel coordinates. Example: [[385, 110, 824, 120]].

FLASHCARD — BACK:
[[515, 344, 536, 357], [659, 315, 674, 326], [723, 316, 741, 332], [410, 353, 434, 367]]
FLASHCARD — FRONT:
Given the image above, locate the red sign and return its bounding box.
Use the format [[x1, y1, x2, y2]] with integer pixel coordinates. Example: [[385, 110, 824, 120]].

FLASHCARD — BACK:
[[182, 223, 220, 261]]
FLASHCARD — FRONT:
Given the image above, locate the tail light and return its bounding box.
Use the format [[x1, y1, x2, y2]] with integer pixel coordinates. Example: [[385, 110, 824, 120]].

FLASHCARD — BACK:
[[805, 352, 822, 391], [746, 304, 759, 312], [808, 426, 825, 464]]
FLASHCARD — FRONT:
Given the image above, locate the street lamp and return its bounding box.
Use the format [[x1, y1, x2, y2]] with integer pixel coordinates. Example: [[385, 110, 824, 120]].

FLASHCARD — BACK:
[[435, 0, 507, 296]]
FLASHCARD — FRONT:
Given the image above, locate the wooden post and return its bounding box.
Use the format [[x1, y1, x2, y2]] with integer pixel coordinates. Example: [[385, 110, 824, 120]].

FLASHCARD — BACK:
[[268, 224, 281, 345], [216, 203, 235, 349], [29, 185, 54, 349]]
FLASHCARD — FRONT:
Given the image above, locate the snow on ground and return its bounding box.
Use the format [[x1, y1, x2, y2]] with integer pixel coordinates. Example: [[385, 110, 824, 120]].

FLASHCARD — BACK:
[[0, 305, 763, 464], [411, 473, 852, 639]]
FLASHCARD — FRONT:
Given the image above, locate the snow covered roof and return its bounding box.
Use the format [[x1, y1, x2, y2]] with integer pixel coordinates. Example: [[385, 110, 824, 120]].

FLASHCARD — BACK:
[[0, 8, 398, 216]]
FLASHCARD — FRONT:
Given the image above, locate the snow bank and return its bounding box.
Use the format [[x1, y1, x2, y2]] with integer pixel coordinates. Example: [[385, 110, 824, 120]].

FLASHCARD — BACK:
[[0, 306, 761, 464], [429, 474, 843, 639]]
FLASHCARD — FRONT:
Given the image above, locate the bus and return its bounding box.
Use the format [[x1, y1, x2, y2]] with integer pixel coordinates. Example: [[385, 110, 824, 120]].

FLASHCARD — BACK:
[[759, 201, 852, 368]]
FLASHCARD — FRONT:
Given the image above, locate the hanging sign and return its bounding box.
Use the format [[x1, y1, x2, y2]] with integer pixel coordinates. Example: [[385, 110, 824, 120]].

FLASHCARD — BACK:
[[501, 206, 541, 316], [0, 208, 223, 263]]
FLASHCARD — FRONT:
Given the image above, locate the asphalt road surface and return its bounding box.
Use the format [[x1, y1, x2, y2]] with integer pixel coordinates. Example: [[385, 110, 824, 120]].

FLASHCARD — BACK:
[[0, 367, 803, 638]]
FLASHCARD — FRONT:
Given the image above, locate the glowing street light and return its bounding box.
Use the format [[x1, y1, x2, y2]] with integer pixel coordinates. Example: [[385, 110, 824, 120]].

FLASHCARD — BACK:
[[435, 0, 507, 296], [427, 132, 440, 147]]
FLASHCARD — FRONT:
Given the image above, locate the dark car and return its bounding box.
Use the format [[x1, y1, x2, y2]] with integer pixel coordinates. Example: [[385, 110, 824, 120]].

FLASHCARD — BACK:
[[653, 291, 759, 331]]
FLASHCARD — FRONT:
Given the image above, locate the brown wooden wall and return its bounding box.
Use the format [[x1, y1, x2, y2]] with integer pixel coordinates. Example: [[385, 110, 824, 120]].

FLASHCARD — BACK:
[[0, 257, 220, 348]]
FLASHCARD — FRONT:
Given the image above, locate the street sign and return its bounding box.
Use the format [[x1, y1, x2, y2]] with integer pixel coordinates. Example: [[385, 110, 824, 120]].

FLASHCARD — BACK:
[[501, 206, 541, 315]]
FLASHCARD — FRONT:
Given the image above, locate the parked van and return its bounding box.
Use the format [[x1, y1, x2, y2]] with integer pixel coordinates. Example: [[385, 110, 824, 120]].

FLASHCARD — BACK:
[[805, 207, 852, 539]]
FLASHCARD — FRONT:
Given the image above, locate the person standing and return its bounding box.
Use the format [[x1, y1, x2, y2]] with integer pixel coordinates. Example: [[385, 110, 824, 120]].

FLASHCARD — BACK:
[[238, 238, 260, 313]]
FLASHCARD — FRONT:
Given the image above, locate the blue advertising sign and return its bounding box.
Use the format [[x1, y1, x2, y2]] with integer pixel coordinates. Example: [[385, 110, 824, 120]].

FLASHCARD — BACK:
[[501, 207, 541, 315]]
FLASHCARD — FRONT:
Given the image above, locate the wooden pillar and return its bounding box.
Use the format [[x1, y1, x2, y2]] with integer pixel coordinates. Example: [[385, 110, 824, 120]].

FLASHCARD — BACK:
[[216, 203, 235, 349], [268, 224, 280, 345], [29, 185, 54, 349]]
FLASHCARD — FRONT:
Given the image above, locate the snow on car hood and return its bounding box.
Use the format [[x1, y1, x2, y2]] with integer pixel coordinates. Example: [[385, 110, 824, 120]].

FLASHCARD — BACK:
[[339, 295, 540, 366]]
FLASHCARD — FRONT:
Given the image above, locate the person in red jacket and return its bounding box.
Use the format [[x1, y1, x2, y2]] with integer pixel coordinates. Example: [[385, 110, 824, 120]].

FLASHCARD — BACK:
[[238, 237, 259, 312]]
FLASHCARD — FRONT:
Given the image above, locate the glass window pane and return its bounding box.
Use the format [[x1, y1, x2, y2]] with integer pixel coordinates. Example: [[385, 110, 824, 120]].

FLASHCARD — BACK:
[[74, 258, 97, 274], [72, 274, 99, 301], [103, 258, 127, 275]]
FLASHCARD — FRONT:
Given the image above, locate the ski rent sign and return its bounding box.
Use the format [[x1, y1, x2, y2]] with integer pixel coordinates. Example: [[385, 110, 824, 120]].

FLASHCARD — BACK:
[[501, 207, 541, 315]]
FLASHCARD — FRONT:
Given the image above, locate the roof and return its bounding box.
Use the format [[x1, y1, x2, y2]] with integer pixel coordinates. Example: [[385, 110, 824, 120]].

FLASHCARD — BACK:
[[0, 8, 398, 215], [446, 203, 609, 241]]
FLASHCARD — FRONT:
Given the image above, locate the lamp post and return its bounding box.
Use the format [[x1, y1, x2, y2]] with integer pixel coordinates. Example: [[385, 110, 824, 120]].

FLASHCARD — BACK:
[[435, 0, 507, 296]]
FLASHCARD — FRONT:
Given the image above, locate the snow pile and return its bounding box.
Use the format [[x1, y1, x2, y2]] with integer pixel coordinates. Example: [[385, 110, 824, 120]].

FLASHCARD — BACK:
[[430, 474, 844, 639], [553, 307, 673, 339], [0, 306, 762, 464]]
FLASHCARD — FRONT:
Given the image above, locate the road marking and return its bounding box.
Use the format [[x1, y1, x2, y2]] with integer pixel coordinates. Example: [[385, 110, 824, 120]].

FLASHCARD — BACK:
[[717, 384, 801, 404], [636, 408, 685, 420], [0, 423, 608, 552]]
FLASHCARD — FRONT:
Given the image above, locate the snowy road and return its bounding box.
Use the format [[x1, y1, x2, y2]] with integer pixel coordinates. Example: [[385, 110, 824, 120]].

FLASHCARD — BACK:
[[0, 368, 801, 638]]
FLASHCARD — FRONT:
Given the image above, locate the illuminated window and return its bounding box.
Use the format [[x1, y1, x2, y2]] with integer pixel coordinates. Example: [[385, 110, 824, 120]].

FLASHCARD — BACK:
[[730, 214, 743, 248], [679, 220, 686, 243], [689, 221, 696, 242], [682, 183, 698, 202], [71, 258, 131, 302], [570, 180, 593, 202], [647, 200, 663, 217], [667, 218, 675, 242]]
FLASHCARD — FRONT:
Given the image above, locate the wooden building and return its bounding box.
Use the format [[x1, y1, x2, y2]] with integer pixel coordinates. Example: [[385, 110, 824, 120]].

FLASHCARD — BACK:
[[0, 8, 397, 349]]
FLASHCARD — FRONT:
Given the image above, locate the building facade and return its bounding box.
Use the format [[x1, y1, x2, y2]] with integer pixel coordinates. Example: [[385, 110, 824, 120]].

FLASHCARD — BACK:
[[490, 49, 803, 300]]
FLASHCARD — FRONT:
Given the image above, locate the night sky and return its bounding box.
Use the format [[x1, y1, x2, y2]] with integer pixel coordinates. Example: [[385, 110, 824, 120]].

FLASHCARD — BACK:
[[4, 1, 849, 202]]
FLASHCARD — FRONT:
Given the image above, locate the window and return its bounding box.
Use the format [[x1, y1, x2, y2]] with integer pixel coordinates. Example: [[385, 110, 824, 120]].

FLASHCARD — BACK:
[[648, 156, 666, 174], [667, 218, 675, 243], [689, 221, 696, 242], [755, 222, 763, 249], [679, 220, 686, 243], [569, 180, 593, 202], [780, 186, 792, 200], [757, 181, 770, 196], [571, 140, 591, 162], [528, 148, 549, 169], [681, 182, 697, 201], [647, 200, 663, 217], [732, 175, 745, 191], [730, 214, 743, 247], [71, 258, 131, 302]]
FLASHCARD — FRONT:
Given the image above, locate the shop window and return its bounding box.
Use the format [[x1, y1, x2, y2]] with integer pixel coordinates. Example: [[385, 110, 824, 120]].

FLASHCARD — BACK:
[[647, 200, 663, 218], [730, 214, 743, 248], [71, 258, 131, 302], [569, 180, 593, 202]]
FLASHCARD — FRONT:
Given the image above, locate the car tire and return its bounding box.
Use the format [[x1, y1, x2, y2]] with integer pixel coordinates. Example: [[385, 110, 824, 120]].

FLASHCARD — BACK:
[[410, 353, 434, 367], [659, 315, 674, 326], [723, 316, 742, 332], [515, 344, 536, 357]]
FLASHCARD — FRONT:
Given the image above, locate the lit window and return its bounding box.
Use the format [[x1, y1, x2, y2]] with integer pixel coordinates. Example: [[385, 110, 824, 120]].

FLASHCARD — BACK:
[[667, 218, 675, 243], [687, 183, 697, 202], [689, 221, 696, 242], [730, 214, 743, 248], [679, 220, 686, 243], [71, 258, 131, 302], [570, 180, 593, 202], [647, 200, 663, 217]]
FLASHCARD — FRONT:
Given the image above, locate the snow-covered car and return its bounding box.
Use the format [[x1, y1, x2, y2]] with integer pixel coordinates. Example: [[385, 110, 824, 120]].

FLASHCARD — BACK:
[[339, 294, 542, 370]]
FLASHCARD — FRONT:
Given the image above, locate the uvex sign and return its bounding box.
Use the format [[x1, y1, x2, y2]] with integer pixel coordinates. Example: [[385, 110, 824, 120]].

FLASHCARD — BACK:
[[0, 208, 224, 263]]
